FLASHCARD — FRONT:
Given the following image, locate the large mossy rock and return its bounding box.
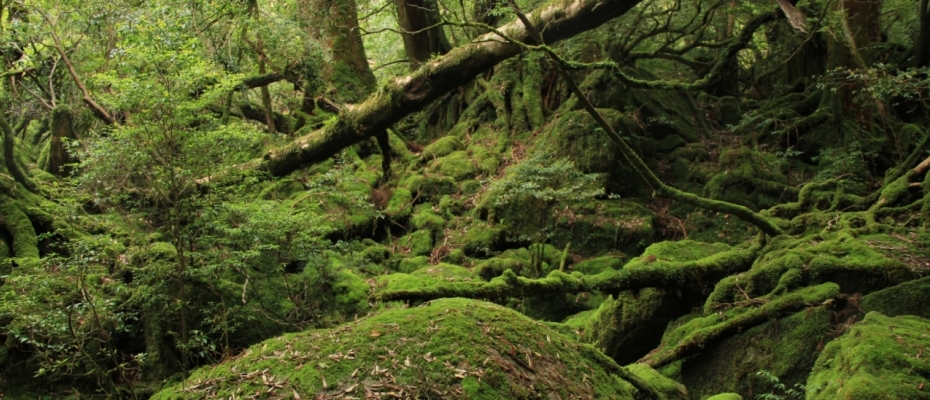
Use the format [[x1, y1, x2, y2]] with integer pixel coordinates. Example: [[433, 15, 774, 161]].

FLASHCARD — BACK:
[[585, 240, 734, 365], [806, 312, 930, 399], [677, 306, 831, 399], [152, 298, 637, 399]]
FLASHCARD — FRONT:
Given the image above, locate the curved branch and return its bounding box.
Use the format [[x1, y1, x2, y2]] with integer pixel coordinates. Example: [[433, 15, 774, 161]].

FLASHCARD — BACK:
[[616, 10, 781, 90]]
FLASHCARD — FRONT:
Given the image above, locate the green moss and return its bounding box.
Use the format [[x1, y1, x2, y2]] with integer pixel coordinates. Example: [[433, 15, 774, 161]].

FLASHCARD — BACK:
[[359, 244, 392, 264], [430, 150, 476, 180], [548, 199, 656, 257], [807, 312, 930, 400], [572, 255, 626, 275], [475, 256, 525, 279], [405, 230, 434, 256], [397, 255, 430, 273], [623, 364, 688, 400], [153, 298, 636, 399], [705, 394, 743, 400], [536, 109, 635, 175], [411, 206, 445, 233], [0, 201, 39, 259], [410, 263, 475, 280], [470, 145, 500, 176], [333, 269, 370, 315], [460, 179, 483, 195], [422, 135, 464, 159], [861, 276, 930, 318], [586, 240, 738, 364], [438, 195, 464, 218], [677, 304, 831, 399], [385, 187, 414, 219], [459, 221, 504, 256]]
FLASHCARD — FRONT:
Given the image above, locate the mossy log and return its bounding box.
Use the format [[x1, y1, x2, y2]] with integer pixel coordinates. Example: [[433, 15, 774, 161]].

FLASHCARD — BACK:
[[260, 0, 644, 176], [639, 282, 839, 369], [374, 242, 760, 302]]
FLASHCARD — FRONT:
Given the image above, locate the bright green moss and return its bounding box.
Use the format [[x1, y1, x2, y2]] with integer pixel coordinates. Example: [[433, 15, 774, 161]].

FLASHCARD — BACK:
[[385, 187, 413, 219], [406, 230, 434, 257], [333, 269, 370, 315], [623, 363, 688, 400], [152, 298, 636, 399], [0, 201, 38, 259], [572, 256, 626, 275], [470, 145, 500, 176], [411, 206, 445, 233], [861, 276, 930, 318], [422, 135, 464, 159], [705, 394, 742, 400], [397, 255, 430, 273], [430, 150, 476, 180], [807, 312, 930, 400]]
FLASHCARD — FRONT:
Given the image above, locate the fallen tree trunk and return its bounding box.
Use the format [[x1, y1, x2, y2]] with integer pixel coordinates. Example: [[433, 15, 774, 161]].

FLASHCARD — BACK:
[[374, 241, 760, 302], [260, 0, 645, 176]]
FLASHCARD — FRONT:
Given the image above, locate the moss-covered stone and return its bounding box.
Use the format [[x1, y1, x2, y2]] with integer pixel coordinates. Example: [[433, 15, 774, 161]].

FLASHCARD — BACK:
[[152, 298, 638, 399], [429, 150, 476, 180], [397, 255, 430, 273], [333, 269, 370, 315], [586, 240, 736, 365], [705, 394, 743, 400], [860, 276, 930, 318], [677, 305, 831, 399], [411, 206, 445, 233], [549, 199, 656, 257], [406, 230, 434, 256], [807, 312, 930, 400], [422, 135, 464, 159], [385, 187, 414, 220]]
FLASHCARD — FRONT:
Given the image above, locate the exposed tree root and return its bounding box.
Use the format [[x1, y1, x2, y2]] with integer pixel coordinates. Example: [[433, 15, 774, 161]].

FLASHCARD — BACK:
[[638, 282, 839, 369], [374, 241, 760, 302]]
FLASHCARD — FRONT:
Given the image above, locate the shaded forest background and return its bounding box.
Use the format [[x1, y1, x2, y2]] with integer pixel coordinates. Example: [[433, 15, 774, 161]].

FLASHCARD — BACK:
[[0, 0, 928, 398]]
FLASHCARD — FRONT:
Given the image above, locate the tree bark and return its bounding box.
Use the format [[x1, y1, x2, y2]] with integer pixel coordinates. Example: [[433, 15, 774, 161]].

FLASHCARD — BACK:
[[298, 0, 378, 102], [395, 0, 453, 66], [263, 0, 645, 176], [916, 0, 930, 67]]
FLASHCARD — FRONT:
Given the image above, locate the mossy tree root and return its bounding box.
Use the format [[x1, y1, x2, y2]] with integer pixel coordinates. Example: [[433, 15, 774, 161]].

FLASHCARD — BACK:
[[259, 0, 646, 176], [0, 106, 36, 192], [509, 6, 784, 237], [577, 344, 668, 400], [0, 200, 40, 259], [374, 242, 760, 302], [639, 282, 839, 369]]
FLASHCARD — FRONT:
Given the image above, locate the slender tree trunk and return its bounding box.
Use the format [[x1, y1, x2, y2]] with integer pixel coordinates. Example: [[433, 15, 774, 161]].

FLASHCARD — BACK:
[[395, 0, 452, 66], [916, 0, 930, 67], [822, 0, 882, 127]]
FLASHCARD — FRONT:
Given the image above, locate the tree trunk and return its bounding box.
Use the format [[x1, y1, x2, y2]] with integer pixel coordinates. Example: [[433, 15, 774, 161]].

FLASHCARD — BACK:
[[395, 0, 452, 66], [298, 0, 377, 102], [916, 0, 930, 67], [264, 0, 645, 176], [823, 0, 882, 125], [44, 108, 77, 176]]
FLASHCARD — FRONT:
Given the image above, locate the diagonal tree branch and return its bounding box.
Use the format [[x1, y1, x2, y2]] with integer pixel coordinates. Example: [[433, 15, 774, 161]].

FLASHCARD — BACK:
[[259, 0, 646, 176]]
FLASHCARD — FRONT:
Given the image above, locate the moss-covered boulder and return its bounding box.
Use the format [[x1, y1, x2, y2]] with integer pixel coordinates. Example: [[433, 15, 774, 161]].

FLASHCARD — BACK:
[[860, 275, 930, 318], [677, 305, 831, 399], [807, 312, 930, 399], [585, 241, 735, 365], [152, 298, 637, 399]]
